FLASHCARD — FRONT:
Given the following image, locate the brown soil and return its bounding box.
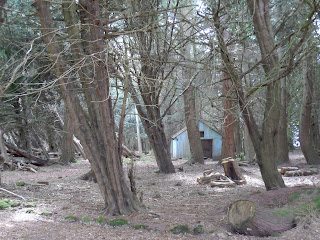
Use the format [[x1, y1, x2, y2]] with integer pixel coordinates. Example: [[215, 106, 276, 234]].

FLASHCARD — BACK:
[[0, 150, 319, 240]]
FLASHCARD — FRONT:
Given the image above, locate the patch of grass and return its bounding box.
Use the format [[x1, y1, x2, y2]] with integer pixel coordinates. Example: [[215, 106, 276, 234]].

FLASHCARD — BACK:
[[271, 232, 281, 237], [16, 181, 25, 186], [80, 216, 92, 222], [170, 224, 190, 234], [273, 208, 292, 216], [0, 199, 20, 209], [309, 167, 317, 172], [123, 158, 132, 164], [95, 216, 104, 224], [289, 192, 302, 202], [0, 199, 10, 210], [134, 223, 149, 230], [41, 211, 53, 216], [24, 202, 36, 208], [64, 215, 78, 221], [9, 201, 20, 207], [312, 193, 320, 209], [193, 225, 205, 235], [107, 218, 129, 227], [209, 229, 216, 234]]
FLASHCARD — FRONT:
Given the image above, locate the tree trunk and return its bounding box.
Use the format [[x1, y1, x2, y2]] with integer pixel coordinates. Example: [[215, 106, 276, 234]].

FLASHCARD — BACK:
[[299, 53, 320, 164], [59, 109, 75, 164], [0, 130, 10, 185], [221, 72, 236, 161], [184, 86, 204, 164], [277, 78, 289, 164], [244, 124, 255, 163], [228, 200, 295, 237], [34, 0, 140, 215]]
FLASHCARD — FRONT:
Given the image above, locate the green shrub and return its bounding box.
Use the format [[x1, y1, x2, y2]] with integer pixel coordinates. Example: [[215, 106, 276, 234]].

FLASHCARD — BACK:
[[107, 218, 129, 227], [193, 225, 205, 235], [16, 181, 25, 186], [170, 224, 190, 234]]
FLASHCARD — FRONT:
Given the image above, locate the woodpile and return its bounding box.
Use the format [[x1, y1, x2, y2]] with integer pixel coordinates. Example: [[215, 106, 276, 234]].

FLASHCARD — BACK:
[[196, 158, 246, 187], [3, 159, 38, 173], [279, 166, 318, 177]]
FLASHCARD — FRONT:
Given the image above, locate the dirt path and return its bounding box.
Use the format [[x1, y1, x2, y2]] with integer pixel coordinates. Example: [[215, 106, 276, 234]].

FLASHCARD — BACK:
[[0, 151, 319, 239]]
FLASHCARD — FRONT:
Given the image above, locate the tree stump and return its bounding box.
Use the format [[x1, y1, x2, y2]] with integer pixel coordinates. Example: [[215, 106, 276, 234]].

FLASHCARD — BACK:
[[221, 158, 246, 184], [228, 200, 295, 237]]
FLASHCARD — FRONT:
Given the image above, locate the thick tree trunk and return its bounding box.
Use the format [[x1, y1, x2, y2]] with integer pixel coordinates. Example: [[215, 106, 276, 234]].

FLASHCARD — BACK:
[[0, 130, 10, 185], [244, 125, 255, 163], [184, 86, 204, 164], [277, 78, 289, 164], [299, 53, 320, 164], [221, 72, 236, 161], [34, 0, 140, 215], [59, 109, 75, 164], [141, 117, 175, 173]]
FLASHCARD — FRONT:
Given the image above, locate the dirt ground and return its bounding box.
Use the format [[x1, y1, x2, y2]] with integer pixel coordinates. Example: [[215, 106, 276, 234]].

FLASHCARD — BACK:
[[0, 150, 320, 240]]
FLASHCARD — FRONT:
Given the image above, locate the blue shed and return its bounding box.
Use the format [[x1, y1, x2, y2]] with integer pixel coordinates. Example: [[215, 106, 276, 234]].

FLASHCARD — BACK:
[[170, 120, 222, 160]]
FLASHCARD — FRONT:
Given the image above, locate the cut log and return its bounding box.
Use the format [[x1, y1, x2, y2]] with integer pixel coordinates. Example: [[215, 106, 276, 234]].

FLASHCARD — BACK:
[[228, 200, 295, 237], [280, 167, 299, 174], [197, 173, 226, 185], [284, 169, 318, 177], [210, 180, 236, 188], [221, 158, 246, 184], [4, 142, 48, 166]]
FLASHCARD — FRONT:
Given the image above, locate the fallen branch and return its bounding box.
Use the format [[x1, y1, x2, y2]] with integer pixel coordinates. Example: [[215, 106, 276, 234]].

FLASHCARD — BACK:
[[284, 169, 318, 177], [4, 141, 48, 166], [280, 167, 299, 174], [0, 187, 26, 200]]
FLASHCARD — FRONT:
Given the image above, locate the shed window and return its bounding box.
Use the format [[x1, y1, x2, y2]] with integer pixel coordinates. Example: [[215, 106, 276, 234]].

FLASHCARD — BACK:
[[200, 131, 204, 137]]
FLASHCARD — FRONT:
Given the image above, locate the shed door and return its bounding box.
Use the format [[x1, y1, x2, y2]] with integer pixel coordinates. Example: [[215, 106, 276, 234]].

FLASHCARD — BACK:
[[201, 139, 212, 158]]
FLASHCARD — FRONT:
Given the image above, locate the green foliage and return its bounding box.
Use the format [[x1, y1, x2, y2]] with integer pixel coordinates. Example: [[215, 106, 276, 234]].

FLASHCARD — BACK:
[[16, 181, 25, 186], [134, 223, 149, 230], [24, 202, 36, 207], [0, 199, 20, 209], [193, 225, 205, 235], [209, 229, 217, 234], [41, 211, 53, 216], [169, 224, 190, 234], [0, 199, 10, 210], [80, 216, 92, 222], [271, 232, 281, 237], [289, 192, 302, 202], [273, 208, 292, 216], [95, 216, 105, 224], [64, 215, 78, 221], [107, 218, 129, 227], [123, 157, 132, 164]]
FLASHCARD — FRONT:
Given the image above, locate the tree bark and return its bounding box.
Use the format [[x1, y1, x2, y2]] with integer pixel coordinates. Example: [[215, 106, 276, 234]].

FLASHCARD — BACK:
[[299, 53, 320, 164], [276, 78, 289, 164], [33, 0, 140, 215], [59, 108, 75, 164], [0, 130, 10, 185], [184, 86, 204, 164], [221, 72, 236, 161]]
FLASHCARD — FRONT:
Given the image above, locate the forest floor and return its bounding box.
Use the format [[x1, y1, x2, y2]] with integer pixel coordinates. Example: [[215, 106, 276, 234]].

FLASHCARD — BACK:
[[0, 150, 320, 240]]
